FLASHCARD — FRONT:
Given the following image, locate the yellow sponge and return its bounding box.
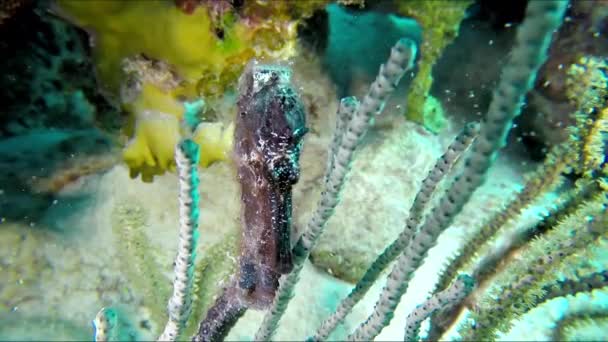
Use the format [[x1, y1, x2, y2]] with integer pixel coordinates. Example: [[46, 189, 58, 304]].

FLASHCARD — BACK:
[[54, 0, 252, 92], [123, 82, 234, 181], [121, 83, 182, 181], [123, 110, 181, 182], [192, 121, 235, 168], [54, 0, 295, 181]]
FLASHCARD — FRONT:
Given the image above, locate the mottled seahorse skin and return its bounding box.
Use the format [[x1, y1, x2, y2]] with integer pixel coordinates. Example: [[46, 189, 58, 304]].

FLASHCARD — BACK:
[[233, 61, 308, 309]]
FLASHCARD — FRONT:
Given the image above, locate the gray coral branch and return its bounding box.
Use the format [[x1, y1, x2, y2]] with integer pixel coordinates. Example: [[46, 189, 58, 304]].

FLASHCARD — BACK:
[[159, 139, 201, 341], [404, 274, 474, 341], [312, 121, 479, 341], [254, 37, 418, 342], [348, 1, 569, 340]]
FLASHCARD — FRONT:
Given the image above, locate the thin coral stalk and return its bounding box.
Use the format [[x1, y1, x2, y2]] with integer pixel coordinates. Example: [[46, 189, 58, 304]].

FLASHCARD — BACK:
[[325, 96, 360, 187], [348, 2, 568, 340], [254, 37, 418, 341], [460, 191, 607, 340], [425, 141, 576, 340], [435, 142, 574, 295], [312, 121, 479, 341], [403, 274, 474, 342], [93, 307, 118, 342], [159, 139, 201, 341]]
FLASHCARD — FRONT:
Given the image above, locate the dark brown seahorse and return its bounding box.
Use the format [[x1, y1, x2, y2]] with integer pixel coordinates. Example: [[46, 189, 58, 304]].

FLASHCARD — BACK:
[[194, 61, 307, 342], [233, 61, 308, 309]]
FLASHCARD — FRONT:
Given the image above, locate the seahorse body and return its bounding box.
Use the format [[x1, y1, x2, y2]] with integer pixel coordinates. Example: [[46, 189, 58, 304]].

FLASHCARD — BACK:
[[234, 61, 308, 309]]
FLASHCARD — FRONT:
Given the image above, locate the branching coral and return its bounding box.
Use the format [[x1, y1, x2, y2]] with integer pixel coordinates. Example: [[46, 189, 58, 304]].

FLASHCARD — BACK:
[[460, 190, 607, 340], [430, 141, 575, 314], [566, 55, 608, 177], [159, 139, 201, 341], [424, 21, 608, 342], [100, 141, 203, 342]]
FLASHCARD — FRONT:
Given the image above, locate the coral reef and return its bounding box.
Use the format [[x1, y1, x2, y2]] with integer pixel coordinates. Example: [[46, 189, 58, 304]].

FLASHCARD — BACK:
[[0, 5, 119, 137], [0, 2, 122, 220], [566, 55, 608, 177], [310, 120, 444, 282], [54, 1, 248, 94], [53, 0, 328, 180], [119, 66, 235, 181], [0, 129, 116, 221], [2, 1, 607, 342], [509, 0, 608, 148], [398, 0, 473, 133], [426, 27, 608, 342]]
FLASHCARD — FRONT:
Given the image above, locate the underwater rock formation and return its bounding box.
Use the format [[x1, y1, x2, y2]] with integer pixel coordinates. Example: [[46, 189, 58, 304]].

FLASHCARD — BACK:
[[0, 129, 116, 221], [0, 2, 121, 220], [0, 4, 119, 136]]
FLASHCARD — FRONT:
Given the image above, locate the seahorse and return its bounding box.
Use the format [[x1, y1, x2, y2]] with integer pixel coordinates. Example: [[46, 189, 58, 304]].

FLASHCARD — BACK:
[[233, 61, 308, 309]]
